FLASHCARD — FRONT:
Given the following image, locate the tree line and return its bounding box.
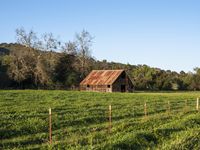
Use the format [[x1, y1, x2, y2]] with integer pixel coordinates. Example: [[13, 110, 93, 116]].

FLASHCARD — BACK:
[[0, 27, 200, 90]]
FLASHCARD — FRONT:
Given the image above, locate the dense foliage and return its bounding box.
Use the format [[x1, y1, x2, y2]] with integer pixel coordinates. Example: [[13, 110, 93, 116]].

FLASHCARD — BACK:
[[0, 28, 200, 90], [1, 90, 200, 149]]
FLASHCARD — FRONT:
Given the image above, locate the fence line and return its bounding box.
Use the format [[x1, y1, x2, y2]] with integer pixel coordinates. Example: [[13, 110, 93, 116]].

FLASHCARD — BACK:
[[144, 102, 147, 117], [108, 105, 112, 133], [167, 101, 170, 114], [49, 108, 52, 145], [45, 97, 199, 145]]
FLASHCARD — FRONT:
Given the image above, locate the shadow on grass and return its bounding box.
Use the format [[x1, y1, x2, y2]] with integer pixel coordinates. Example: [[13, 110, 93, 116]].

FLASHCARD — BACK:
[[110, 132, 157, 150]]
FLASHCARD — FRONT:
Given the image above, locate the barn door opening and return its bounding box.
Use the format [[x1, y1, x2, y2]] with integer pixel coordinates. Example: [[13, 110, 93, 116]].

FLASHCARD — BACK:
[[121, 85, 126, 92]]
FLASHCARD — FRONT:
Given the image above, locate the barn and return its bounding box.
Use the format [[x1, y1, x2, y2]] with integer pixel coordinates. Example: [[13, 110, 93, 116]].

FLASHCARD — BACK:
[[80, 70, 134, 92]]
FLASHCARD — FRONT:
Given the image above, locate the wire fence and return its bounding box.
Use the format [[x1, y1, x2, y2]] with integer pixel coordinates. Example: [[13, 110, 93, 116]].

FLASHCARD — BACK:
[[46, 97, 200, 145]]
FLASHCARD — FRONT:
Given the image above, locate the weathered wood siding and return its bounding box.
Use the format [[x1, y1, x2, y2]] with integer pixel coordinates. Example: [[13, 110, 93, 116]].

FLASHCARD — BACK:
[[112, 72, 134, 92], [80, 85, 112, 92]]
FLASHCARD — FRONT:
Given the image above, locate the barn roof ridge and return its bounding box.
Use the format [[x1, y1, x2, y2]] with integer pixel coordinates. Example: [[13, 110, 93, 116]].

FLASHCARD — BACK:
[[91, 69, 125, 71]]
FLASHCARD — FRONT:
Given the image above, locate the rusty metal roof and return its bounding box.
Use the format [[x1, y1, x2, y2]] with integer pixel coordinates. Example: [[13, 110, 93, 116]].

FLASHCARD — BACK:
[[80, 70, 124, 85]]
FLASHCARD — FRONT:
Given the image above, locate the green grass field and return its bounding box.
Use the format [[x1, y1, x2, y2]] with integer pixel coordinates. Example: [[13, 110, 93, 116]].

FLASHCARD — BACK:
[[1, 90, 200, 150]]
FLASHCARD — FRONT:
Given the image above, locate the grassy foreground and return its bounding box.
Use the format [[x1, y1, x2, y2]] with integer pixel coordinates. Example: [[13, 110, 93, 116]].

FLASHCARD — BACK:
[[0, 90, 200, 149]]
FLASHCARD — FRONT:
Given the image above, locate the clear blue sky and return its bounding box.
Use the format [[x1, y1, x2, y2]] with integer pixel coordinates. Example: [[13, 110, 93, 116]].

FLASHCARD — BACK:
[[0, 0, 200, 72]]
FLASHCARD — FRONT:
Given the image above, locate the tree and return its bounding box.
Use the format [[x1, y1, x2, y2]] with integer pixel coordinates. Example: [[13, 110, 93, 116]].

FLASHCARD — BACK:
[[33, 53, 52, 87], [132, 65, 157, 90], [75, 30, 93, 78], [0, 55, 11, 88], [14, 28, 39, 87], [15, 27, 38, 48], [36, 32, 61, 85], [41, 33, 60, 52], [7, 45, 37, 87], [189, 68, 200, 90], [54, 53, 78, 88], [8, 28, 57, 88], [54, 41, 80, 88], [62, 41, 77, 55]]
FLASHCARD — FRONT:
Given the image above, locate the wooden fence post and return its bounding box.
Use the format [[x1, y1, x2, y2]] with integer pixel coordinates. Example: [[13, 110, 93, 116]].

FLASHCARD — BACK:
[[184, 100, 188, 112], [144, 102, 147, 117], [196, 98, 199, 112], [49, 108, 52, 144], [108, 105, 112, 133], [167, 101, 170, 113]]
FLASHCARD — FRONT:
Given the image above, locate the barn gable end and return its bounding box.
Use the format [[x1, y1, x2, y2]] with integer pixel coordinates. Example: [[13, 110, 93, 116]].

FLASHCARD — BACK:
[[80, 70, 134, 92]]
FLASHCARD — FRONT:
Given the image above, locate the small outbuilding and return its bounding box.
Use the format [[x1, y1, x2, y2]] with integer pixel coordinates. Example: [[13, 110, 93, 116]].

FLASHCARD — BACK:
[[80, 70, 134, 92]]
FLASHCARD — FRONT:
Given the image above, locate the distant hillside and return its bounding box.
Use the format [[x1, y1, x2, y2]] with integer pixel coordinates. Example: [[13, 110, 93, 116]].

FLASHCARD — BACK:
[[0, 43, 11, 55], [0, 43, 34, 55], [0, 43, 199, 90]]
